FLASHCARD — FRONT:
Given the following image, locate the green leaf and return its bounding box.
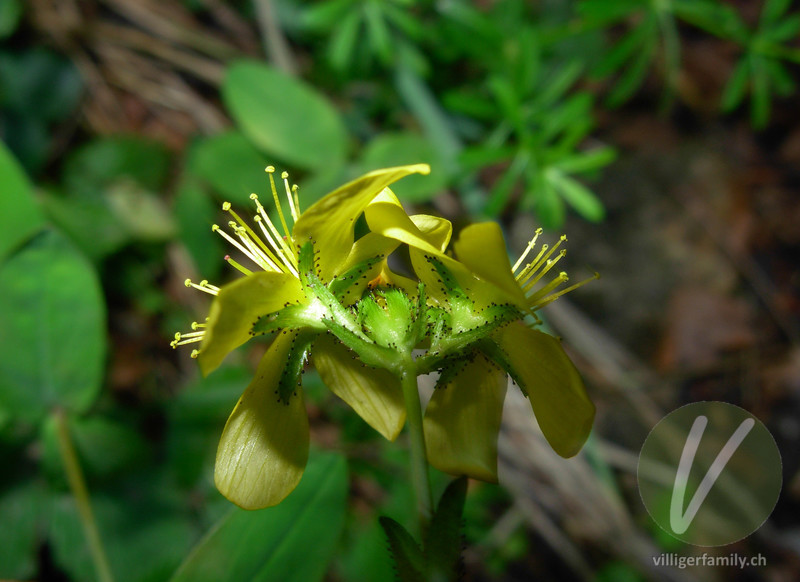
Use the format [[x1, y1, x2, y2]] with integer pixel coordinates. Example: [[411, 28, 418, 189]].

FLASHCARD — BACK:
[[171, 452, 348, 582], [379, 516, 426, 582], [39, 189, 129, 261], [0, 0, 22, 39], [223, 60, 348, 170], [187, 131, 271, 206], [546, 169, 605, 222], [327, 9, 362, 72], [62, 136, 171, 198], [761, 0, 792, 27], [0, 231, 105, 423], [394, 64, 462, 176], [0, 141, 45, 262], [364, 0, 393, 64], [0, 481, 44, 579], [750, 57, 771, 128], [424, 477, 467, 582], [173, 177, 223, 280], [761, 13, 800, 43], [49, 491, 195, 582], [721, 58, 750, 112], [553, 147, 616, 174], [359, 133, 448, 202], [41, 414, 150, 481], [0, 48, 82, 122]]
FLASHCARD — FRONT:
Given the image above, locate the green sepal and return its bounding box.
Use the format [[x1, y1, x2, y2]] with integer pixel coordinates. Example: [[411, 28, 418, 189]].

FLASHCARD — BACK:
[[328, 255, 383, 301], [275, 330, 316, 403], [379, 517, 426, 582], [358, 288, 415, 352], [424, 254, 469, 303]]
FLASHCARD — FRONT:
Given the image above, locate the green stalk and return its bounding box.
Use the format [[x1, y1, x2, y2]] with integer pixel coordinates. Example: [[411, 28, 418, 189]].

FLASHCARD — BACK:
[[400, 368, 434, 530], [54, 410, 115, 582]]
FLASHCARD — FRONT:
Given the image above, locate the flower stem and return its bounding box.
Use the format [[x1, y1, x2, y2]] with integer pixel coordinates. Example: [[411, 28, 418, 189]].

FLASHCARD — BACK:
[[54, 410, 115, 582], [400, 369, 433, 530]]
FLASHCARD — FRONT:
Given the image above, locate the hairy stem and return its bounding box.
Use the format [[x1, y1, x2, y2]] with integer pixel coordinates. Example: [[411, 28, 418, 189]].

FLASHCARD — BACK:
[[54, 410, 115, 582]]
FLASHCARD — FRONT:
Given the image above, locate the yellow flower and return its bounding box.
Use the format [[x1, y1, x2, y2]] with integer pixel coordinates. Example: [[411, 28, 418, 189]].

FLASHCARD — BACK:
[[173, 164, 435, 509], [366, 214, 596, 482]]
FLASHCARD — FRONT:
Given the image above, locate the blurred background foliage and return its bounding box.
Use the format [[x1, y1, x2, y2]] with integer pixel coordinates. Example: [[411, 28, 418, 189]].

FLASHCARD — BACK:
[[1, 0, 800, 580]]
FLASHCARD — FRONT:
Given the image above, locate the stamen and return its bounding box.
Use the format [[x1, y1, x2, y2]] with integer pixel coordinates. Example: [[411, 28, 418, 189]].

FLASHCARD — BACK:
[[266, 167, 296, 256], [282, 171, 299, 222], [521, 249, 567, 294], [515, 244, 548, 282], [253, 214, 299, 276], [170, 330, 205, 348], [184, 278, 219, 296], [225, 255, 254, 276], [250, 193, 298, 271], [292, 184, 301, 216], [224, 202, 285, 271], [230, 222, 276, 271], [532, 273, 600, 310], [526, 271, 569, 305], [512, 228, 543, 273], [190, 349, 200, 358], [212, 224, 267, 271]]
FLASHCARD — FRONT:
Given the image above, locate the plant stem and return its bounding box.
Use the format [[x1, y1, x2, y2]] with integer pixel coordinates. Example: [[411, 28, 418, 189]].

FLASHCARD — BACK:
[[400, 369, 434, 530], [54, 410, 115, 582]]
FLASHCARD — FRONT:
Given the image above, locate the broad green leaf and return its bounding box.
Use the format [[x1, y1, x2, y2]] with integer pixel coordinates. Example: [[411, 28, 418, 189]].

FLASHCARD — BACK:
[[424, 355, 507, 482], [198, 271, 305, 376], [40, 189, 129, 261], [41, 414, 149, 481], [0, 141, 45, 262], [173, 177, 223, 280], [359, 133, 448, 202], [50, 491, 195, 582], [187, 131, 270, 206], [313, 334, 405, 440], [496, 322, 594, 458], [214, 332, 309, 509], [0, 481, 44, 579], [107, 182, 176, 241], [62, 136, 171, 198], [0, 231, 105, 423], [173, 452, 348, 582], [0, 48, 82, 122], [223, 60, 348, 170]]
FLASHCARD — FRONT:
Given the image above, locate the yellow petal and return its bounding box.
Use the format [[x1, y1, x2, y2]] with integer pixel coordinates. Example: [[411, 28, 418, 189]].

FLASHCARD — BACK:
[[410, 214, 452, 252], [198, 272, 304, 376], [312, 334, 406, 441], [364, 199, 444, 257], [215, 331, 309, 509], [292, 164, 430, 282], [496, 322, 594, 457], [453, 222, 526, 309], [423, 354, 508, 482]]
